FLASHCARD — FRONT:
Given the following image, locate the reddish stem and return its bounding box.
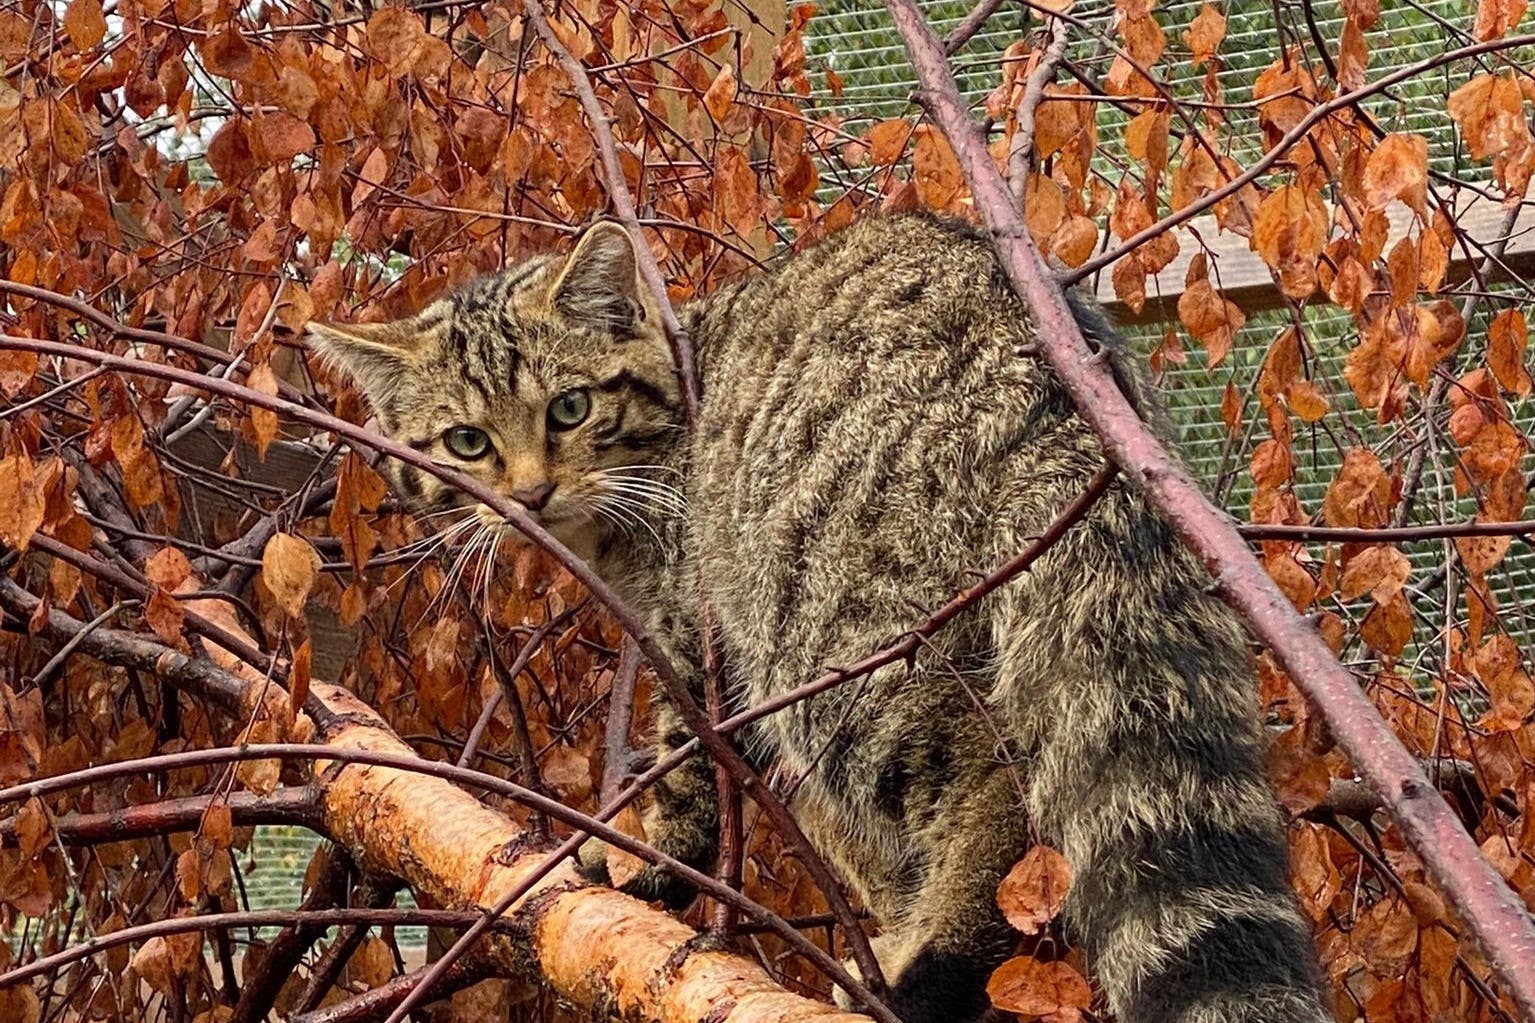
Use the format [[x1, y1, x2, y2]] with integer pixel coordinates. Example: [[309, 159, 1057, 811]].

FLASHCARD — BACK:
[[883, 3, 1535, 1014]]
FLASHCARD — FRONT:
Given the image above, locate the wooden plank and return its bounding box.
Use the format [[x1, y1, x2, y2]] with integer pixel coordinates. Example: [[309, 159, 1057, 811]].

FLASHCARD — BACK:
[[1097, 191, 1535, 323]]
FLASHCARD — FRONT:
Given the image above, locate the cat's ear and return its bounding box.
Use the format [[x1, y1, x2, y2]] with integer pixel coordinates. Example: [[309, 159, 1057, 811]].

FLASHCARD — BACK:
[[551, 221, 645, 334], [306, 319, 420, 406]]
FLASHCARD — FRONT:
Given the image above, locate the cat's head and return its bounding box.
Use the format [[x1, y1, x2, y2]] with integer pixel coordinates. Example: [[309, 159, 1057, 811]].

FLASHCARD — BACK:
[[307, 222, 684, 549]]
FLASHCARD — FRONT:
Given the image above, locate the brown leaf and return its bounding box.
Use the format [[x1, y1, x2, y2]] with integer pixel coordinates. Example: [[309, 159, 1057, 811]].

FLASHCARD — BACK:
[[206, 119, 255, 184], [1448, 74, 1527, 161], [62, 0, 106, 50], [1457, 532, 1513, 576], [987, 956, 1092, 1022], [1474, 0, 1529, 40], [252, 112, 315, 165], [1322, 448, 1391, 527], [1250, 185, 1327, 299], [201, 27, 256, 83], [367, 7, 426, 73], [1361, 134, 1428, 212], [144, 588, 185, 646], [1339, 545, 1411, 604], [248, 362, 279, 459], [0, 449, 44, 552], [1112, 256, 1147, 316], [1220, 381, 1242, 433], [1487, 308, 1532, 396], [145, 546, 193, 591], [289, 638, 312, 721], [1025, 176, 1065, 247], [1360, 591, 1413, 657], [13, 798, 49, 860], [1265, 548, 1317, 611], [996, 846, 1072, 934], [913, 126, 963, 209], [129, 937, 176, 996], [1184, 3, 1226, 67], [1355, 897, 1419, 974], [702, 64, 737, 122], [0, 985, 39, 1023], [1176, 278, 1245, 366], [866, 120, 913, 166], [262, 533, 319, 618], [1052, 215, 1098, 268], [1287, 379, 1330, 422]]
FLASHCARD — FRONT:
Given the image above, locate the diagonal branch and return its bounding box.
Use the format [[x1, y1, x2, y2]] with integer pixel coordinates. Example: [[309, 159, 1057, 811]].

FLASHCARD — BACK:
[[882, 2, 1535, 1016]]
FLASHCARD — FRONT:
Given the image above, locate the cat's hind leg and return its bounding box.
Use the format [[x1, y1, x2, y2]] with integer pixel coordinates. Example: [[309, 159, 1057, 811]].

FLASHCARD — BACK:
[[838, 769, 1028, 1023]]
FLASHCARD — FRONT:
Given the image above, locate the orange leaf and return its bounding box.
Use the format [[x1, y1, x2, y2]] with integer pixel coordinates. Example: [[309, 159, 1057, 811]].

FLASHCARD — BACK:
[[1322, 448, 1391, 527], [702, 64, 737, 122], [996, 846, 1072, 934], [261, 533, 319, 619], [145, 546, 193, 591], [1338, 544, 1411, 604], [1361, 133, 1428, 212], [987, 957, 1092, 1022], [1250, 185, 1327, 299], [1184, 3, 1226, 68], [1052, 215, 1098, 268], [62, 0, 106, 49], [1448, 74, 1527, 161], [0, 449, 44, 552], [1474, 0, 1529, 40], [1360, 591, 1413, 657], [866, 120, 913, 166], [366, 7, 426, 73], [1487, 308, 1532, 396], [913, 126, 963, 209]]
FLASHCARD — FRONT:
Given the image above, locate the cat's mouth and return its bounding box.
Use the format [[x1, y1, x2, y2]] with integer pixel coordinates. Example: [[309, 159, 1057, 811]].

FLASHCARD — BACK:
[[473, 501, 594, 549]]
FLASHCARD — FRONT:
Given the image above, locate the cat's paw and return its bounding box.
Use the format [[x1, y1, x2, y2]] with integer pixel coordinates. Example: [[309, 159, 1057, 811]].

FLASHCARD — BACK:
[[577, 839, 696, 911]]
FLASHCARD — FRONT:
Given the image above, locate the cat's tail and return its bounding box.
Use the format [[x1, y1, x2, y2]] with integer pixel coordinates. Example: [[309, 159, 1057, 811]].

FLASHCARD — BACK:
[[992, 478, 1331, 1023]]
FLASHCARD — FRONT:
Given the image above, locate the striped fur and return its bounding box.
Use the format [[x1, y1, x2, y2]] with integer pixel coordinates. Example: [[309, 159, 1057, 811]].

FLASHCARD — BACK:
[[308, 215, 1330, 1023]]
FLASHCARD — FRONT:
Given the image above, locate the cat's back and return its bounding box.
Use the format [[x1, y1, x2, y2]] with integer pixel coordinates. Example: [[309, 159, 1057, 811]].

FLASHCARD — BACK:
[[685, 213, 1089, 686]]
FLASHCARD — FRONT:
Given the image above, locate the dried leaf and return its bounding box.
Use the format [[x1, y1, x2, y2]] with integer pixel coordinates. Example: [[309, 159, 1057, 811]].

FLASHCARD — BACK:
[[1448, 74, 1527, 161], [913, 126, 963, 210], [866, 119, 913, 166], [996, 846, 1072, 934], [62, 0, 106, 49], [1361, 134, 1428, 212], [1184, 3, 1226, 68], [1052, 216, 1099, 268], [1474, 0, 1529, 40], [367, 7, 426, 73], [1360, 591, 1413, 657], [702, 64, 737, 122], [1339, 545, 1411, 604], [1487, 308, 1532, 396], [262, 533, 319, 618], [0, 449, 44, 552], [987, 957, 1092, 1022]]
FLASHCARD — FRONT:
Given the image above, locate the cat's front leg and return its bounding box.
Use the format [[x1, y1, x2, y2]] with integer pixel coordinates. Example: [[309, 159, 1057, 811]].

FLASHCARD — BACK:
[[580, 692, 719, 910]]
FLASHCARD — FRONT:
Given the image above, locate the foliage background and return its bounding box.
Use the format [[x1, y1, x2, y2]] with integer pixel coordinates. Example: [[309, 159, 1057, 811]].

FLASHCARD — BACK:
[[1, 0, 1534, 1021]]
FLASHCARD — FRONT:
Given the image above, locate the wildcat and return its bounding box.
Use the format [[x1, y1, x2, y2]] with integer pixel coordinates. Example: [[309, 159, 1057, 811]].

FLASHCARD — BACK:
[[308, 213, 1330, 1023]]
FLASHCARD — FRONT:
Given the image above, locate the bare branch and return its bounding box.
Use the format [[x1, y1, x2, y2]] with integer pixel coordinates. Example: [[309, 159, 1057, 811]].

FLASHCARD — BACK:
[[882, 2, 1535, 1015]]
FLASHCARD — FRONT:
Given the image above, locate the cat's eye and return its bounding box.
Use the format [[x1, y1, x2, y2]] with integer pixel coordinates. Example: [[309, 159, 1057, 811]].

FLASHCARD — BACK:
[[443, 426, 492, 459], [547, 389, 590, 430]]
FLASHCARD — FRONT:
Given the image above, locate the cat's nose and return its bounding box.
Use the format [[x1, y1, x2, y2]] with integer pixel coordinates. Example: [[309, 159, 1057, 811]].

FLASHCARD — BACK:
[[511, 481, 556, 511]]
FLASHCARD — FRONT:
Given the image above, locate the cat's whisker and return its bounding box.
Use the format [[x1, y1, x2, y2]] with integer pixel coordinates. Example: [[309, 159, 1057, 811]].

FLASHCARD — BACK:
[[382, 516, 479, 597], [594, 493, 666, 549], [600, 475, 687, 505], [599, 481, 687, 521], [413, 521, 488, 630]]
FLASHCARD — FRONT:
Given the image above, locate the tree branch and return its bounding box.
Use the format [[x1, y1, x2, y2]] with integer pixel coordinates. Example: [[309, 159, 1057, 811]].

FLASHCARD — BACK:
[[882, 3, 1535, 1016]]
